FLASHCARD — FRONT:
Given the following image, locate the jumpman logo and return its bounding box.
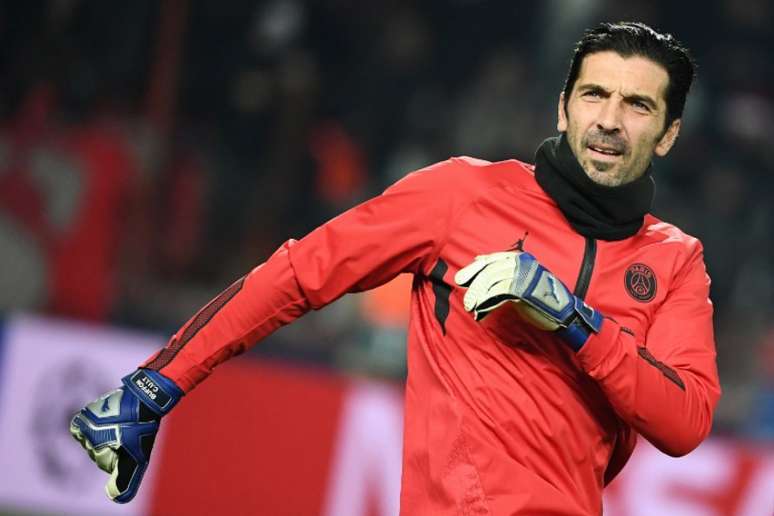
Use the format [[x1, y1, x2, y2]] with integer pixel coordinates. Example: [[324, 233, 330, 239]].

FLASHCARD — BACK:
[[101, 395, 111, 413], [510, 231, 529, 252]]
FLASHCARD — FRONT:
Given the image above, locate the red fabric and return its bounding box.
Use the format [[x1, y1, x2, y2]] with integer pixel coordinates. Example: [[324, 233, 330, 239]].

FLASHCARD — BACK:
[[149, 360, 345, 516], [159, 154, 208, 273], [141, 241, 311, 391], [142, 157, 720, 515], [49, 123, 135, 320], [0, 114, 136, 321]]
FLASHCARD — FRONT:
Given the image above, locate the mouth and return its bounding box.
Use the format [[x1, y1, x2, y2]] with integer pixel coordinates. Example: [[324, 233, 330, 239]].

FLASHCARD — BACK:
[[586, 144, 623, 160]]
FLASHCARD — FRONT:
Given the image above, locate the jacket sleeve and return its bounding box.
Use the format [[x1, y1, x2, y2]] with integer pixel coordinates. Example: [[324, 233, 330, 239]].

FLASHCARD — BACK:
[[286, 159, 465, 308], [575, 241, 721, 457], [141, 159, 461, 391]]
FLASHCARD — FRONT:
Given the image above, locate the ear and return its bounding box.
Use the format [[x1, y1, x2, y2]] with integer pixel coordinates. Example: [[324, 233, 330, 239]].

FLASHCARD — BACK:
[[557, 92, 568, 132], [654, 118, 681, 157]]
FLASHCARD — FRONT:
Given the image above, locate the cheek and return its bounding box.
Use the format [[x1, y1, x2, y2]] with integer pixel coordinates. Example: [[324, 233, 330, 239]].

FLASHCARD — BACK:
[[565, 102, 593, 133], [627, 122, 661, 153], [567, 116, 589, 143], [634, 133, 660, 156], [567, 121, 588, 155]]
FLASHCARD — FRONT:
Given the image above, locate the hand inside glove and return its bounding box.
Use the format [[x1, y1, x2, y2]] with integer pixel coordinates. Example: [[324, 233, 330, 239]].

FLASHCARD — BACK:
[[454, 251, 603, 350], [69, 369, 183, 503]]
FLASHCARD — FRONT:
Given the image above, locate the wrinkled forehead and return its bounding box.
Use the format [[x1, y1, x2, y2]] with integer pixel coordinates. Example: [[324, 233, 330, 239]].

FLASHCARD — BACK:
[[575, 51, 670, 106]]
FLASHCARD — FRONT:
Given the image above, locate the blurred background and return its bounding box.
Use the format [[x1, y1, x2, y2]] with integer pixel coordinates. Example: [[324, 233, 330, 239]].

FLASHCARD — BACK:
[[0, 1, 772, 515]]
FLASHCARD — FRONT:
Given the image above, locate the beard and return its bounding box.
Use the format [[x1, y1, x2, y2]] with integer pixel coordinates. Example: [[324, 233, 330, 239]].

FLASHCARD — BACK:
[[589, 159, 614, 172], [578, 130, 633, 186], [584, 161, 627, 186]]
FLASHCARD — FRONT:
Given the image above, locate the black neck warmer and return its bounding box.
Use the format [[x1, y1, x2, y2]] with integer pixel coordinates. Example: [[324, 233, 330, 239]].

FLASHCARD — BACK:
[[533, 134, 655, 241]]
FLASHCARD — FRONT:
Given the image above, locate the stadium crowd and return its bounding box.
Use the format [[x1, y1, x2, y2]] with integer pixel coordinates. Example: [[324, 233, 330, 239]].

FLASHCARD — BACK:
[[0, 0, 772, 437]]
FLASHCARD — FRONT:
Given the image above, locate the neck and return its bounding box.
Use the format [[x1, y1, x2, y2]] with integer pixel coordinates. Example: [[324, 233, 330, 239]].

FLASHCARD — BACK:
[[533, 134, 655, 241]]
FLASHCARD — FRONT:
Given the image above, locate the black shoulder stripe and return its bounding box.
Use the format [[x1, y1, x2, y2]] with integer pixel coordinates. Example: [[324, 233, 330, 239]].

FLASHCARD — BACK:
[[637, 346, 685, 391], [429, 259, 451, 335], [146, 276, 246, 371]]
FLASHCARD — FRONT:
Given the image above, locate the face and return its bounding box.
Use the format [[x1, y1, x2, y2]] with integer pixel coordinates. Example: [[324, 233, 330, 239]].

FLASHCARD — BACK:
[[558, 51, 681, 186]]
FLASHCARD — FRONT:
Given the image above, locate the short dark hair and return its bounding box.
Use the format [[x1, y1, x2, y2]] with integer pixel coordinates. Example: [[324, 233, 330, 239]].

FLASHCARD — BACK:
[[562, 22, 696, 130]]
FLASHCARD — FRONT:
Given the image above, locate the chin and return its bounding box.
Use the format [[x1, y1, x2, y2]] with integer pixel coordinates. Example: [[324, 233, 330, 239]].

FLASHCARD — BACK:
[[584, 165, 625, 187]]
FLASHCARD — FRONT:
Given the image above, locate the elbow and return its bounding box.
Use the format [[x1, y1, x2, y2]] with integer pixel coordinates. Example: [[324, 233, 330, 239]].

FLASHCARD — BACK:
[[647, 378, 720, 458], [657, 437, 702, 458], [650, 419, 713, 458]]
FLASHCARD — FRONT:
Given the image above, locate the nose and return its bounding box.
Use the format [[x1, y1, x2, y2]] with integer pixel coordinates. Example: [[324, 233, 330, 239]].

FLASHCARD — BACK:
[[596, 98, 623, 132]]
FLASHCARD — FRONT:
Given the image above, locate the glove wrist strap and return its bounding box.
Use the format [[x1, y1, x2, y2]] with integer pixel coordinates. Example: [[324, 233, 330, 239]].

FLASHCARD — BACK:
[[557, 297, 604, 352], [122, 369, 184, 417]]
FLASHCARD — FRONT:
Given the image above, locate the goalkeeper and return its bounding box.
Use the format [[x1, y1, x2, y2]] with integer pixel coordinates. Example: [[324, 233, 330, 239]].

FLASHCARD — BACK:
[[71, 22, 720, 515]]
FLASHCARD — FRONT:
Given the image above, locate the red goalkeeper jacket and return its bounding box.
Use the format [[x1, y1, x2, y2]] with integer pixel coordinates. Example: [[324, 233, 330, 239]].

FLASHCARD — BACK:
[[142, 156, 720, 515]]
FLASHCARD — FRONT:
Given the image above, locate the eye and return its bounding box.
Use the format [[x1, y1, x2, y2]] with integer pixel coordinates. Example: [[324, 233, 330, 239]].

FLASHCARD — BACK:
[[631, 100, 651, 112], [581, 90, 604, 101]]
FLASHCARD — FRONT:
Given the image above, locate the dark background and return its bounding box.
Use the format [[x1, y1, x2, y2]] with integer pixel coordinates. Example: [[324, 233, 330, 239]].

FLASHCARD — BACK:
[[0, 0, 771, 438]]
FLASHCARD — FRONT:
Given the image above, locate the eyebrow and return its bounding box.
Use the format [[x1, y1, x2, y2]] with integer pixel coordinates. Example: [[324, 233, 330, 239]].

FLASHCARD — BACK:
[[577, 83, 659, 111]]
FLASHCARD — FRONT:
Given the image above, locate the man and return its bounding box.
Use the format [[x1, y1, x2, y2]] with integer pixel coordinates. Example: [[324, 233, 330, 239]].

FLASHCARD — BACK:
[[71, 22, 720, 515]]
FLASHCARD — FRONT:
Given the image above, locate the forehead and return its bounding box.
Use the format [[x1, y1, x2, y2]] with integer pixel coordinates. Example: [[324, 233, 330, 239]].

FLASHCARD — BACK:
[[575, 51, 670, 105]]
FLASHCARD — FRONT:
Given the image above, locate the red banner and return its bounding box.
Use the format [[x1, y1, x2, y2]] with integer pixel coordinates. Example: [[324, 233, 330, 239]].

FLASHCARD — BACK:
[[149, 360, 348, 516], [1, 315, 769, 515], [151, 358, 774, 516]]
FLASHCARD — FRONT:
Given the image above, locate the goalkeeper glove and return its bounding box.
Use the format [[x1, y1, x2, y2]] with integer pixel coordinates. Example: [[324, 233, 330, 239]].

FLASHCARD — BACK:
[[454, 251, 603, 350], [69, 369, 183, 503]]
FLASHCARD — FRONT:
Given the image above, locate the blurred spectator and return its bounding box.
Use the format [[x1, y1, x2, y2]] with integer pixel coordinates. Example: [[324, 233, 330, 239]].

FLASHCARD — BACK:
[[0, 0, 771, 436], [745, 328, 774, 439], [0, 85, 139, 321]]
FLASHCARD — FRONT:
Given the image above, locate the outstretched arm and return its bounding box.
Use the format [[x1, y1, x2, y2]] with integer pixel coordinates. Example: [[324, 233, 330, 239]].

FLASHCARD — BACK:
[[142, 158, 461, 391], [140, 241, 310, 392], [70, 157, 467, 502]]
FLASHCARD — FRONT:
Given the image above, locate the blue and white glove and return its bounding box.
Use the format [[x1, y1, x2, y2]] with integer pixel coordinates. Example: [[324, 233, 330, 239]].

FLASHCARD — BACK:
[[69, 369, 183, 503], [454, 251, 603, 350]]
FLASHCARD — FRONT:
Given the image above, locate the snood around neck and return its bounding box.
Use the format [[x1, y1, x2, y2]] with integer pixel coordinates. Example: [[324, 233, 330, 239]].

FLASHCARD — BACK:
[[533, 134, 655, 241]]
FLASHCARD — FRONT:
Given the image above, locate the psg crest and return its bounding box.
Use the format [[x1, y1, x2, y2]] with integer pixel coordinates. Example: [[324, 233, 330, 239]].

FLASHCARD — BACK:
[[625, 263, 657, 302]]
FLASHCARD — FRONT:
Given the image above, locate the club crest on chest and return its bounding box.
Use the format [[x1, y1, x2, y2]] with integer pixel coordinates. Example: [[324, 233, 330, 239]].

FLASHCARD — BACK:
[[624, 263, 657, 302]]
